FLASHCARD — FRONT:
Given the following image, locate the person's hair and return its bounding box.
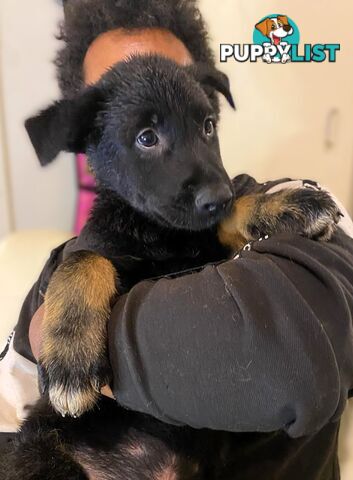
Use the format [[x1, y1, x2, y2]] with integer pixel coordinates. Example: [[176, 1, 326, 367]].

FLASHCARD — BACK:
[[56, 0, 215, 98]]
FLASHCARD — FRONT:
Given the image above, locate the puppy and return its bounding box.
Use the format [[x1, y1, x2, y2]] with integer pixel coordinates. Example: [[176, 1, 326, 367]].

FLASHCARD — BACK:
[[255, 15, 293, 63]]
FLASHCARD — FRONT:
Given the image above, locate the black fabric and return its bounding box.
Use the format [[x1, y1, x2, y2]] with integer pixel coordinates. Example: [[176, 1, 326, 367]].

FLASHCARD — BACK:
[[106, 231, 353, 479], [109, 232, 353, 437], [11, 175, 353, 479], [218, 422, 341, 480]]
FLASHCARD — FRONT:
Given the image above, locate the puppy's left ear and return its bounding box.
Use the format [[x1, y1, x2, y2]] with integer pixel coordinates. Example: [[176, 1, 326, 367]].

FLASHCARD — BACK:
[[255, 18, 271, 37], [25, 88, 103, 166], [190, 64, 235, 109]]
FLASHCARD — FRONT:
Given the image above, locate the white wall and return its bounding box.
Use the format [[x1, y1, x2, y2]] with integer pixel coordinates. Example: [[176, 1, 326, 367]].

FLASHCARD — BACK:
[[0, 111, 12, 237], [0, 18, 12, 237], [0, 0, 76, 233]]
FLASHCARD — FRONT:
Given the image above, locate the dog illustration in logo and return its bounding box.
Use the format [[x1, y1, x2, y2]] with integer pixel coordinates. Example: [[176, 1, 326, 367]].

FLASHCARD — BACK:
[[255, 15, 293, 63]]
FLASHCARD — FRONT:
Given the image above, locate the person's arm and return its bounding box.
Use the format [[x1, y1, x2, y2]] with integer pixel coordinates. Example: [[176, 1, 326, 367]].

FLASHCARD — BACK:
[[107, 231, 353, 438], [27, 230, 353, 437]]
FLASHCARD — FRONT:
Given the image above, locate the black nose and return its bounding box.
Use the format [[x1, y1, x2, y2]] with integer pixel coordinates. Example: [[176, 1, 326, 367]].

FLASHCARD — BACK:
[[283, 24, 291, 32], [195, 185, 233, 214]]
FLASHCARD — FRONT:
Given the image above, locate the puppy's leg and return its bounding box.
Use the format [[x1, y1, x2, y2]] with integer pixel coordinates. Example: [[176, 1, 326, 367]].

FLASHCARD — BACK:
[[39, 251, 117, 417], [218, 188, 341, 252]]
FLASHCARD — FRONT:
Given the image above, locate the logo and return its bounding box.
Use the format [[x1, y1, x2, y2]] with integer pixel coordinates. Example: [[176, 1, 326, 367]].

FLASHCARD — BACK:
[[220, 14, 340, 64]]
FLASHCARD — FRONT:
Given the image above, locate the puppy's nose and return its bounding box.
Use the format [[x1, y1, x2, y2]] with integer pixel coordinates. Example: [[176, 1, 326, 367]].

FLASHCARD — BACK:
[[283, 24, 292, 32], [195, 185, 233, 214]]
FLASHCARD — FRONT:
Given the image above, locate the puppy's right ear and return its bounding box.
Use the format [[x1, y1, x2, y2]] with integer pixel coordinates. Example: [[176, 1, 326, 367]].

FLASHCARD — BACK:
[[25, 88, 103, 166]]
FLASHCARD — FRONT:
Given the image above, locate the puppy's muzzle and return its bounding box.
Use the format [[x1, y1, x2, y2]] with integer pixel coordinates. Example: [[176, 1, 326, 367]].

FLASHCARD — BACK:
[[195, 185, 233, 215], [283, 24, 292, 33]]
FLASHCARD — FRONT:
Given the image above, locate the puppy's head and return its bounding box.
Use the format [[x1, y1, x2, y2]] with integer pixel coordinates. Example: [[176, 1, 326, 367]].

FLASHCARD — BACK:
[[255, 15, 293, 45], [25, 56, 235, 231]]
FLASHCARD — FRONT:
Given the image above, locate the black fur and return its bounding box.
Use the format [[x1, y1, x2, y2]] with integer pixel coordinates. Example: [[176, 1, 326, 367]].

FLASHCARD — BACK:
[[1, 397, 235, 480], [25, 89, 104, 166]]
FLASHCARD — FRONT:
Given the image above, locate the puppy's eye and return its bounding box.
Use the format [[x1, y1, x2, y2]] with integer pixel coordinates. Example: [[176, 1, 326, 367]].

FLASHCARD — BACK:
[[204, 118, 215, 138], [136, 129, 159, 148]]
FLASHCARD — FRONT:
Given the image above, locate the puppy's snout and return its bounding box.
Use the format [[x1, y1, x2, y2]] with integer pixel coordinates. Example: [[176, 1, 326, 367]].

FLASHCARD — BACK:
[[195, 185, 233, 214], [283, 24, 292, 32]]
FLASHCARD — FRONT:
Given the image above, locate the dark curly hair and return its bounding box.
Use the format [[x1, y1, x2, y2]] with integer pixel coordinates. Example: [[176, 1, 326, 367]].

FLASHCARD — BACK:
[[56, 0, 215, 98]]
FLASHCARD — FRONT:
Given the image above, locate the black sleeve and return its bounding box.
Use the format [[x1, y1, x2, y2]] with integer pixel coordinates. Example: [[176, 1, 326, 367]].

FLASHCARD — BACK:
[[108, 231, 353, 438]]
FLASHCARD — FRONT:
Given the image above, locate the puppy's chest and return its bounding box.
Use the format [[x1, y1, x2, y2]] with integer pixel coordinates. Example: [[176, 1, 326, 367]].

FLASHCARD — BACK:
[[108, 247, 223, 293], [85, 229, 226, 292], [85, 198, 229, 291]]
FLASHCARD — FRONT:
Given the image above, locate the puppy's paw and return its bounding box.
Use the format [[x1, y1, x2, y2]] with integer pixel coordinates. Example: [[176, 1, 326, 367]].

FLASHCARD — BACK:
[[295, 189, 342, 241], [255, 188, 342, 241], [263, 53, 272, 64], [218, 188, 341, 253], [39, 353, 110, 418]]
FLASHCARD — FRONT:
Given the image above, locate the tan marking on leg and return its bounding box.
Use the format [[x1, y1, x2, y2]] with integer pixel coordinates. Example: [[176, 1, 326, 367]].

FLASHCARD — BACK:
[[218, 191, 300, 252], [42, 252, 116, 360], [40, 252, 117, 417], [218, 196, 258, 251]]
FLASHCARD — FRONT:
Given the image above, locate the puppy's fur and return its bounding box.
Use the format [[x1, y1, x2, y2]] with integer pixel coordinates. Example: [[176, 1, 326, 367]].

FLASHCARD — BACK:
[[1, 2, 341, 479]]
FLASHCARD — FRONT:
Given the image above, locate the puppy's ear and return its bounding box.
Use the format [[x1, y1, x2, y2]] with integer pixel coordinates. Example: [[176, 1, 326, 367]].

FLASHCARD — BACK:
[[255, 18, 271, 37], [25, 88, 103, 166], [277, 15, 290, 26], [191, 64, 235, 109]]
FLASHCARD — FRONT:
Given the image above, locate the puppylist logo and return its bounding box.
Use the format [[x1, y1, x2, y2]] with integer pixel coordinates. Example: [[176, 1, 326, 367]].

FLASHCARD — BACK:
[[221, 14, 340, 64]]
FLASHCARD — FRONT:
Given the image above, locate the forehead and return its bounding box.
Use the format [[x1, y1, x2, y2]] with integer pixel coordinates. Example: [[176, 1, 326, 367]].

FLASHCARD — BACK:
[[83, 28, 193, 86]]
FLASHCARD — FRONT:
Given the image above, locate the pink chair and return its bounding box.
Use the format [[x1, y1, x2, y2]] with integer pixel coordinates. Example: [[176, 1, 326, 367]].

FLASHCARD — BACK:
[[74, 154, 96, 235]]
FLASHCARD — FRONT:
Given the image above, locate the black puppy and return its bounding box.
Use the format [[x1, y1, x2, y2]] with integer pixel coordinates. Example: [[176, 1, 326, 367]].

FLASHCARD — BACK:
[[1, 54, 340, 480]]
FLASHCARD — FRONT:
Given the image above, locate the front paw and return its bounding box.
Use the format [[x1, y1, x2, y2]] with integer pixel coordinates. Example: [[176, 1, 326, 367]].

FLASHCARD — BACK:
[[294, 189, 342, 241], [281, 53, 291, 63], [39, 348, 110, 418], [263, 53, 272, 64], [255, 188, 342, 241]]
